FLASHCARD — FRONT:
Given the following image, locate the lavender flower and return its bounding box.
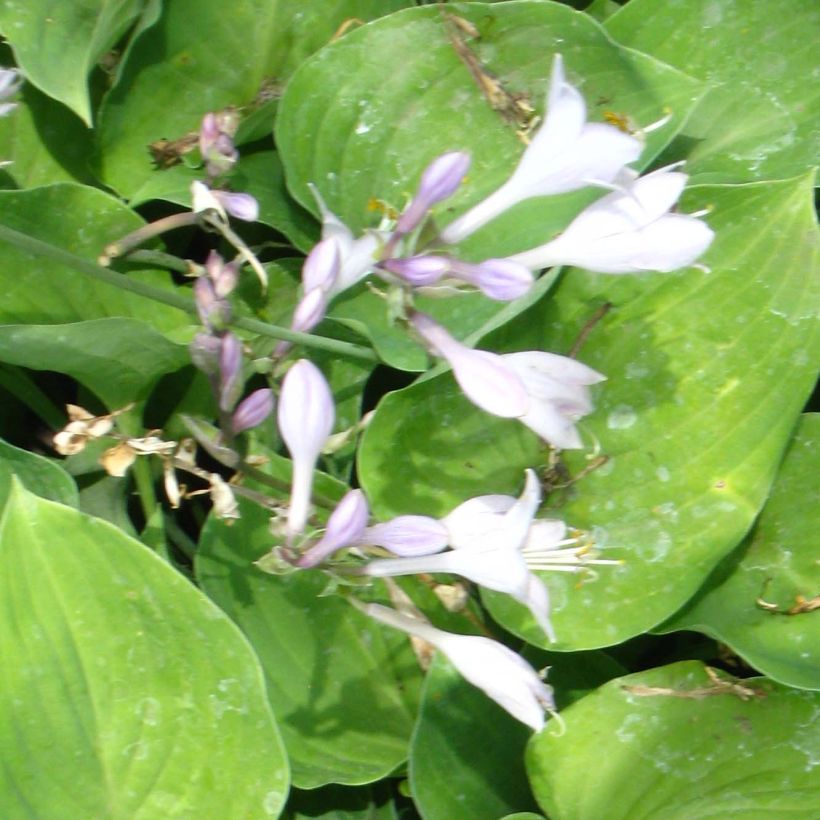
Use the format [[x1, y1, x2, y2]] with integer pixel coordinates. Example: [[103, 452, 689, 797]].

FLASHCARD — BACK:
[[411, 312, 604, 449], [295, 489, 369, 568], [278, 359, 335, 540], [232, 388, 274, 434], [358, 601, 554, 731], [440, 54, 642, 244], [509, 167, 715, 273]]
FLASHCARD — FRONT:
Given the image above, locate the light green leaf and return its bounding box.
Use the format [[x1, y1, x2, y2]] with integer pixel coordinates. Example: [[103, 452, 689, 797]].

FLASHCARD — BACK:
[[0, 184, 186, 331], [196, 499, 423, 789], [97, 0, 415, 197], [606, 0, 820, 183], [0, 0, 146, 125], [0, 438, 78, 513], [277, 1, 703, 248], [409, 653, 538, 820], [0, 319, 189, 407], [276, 1, 704, 368], [660, 414, 820, 690], [0, 82, 97, 187], [527, 662, 820, 819], [359, 174, 819, 650], [128, 151, 320, 253], [0, 482, 289, 818]]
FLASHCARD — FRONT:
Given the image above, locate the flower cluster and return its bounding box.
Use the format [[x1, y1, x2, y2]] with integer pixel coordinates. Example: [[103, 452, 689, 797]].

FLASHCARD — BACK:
[[82, 53, 714, 733], [253, 53, 713, 730]]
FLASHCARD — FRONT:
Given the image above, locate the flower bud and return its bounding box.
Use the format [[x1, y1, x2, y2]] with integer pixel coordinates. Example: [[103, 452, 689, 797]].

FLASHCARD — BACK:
[[278, 360, 335, 540], [218, 332, 243, 412], [296, 489, 369, 568], [231, 388, 274, 434]]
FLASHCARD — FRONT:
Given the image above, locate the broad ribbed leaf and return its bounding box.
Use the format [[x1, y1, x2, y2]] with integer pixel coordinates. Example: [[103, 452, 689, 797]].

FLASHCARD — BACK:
[[606, 0, 820, 182], [0, 184, 186, 331], [276, 1, 703, 368], [359, 174, 819, 649], [196, 499, 423, 788], [0, 0, 145, 124], [0, 319, 189, 407], [661, 414, 820, 690], [0, 438, 77, 513], [527, 662, 820, 819], [0, 483, 289, 818]]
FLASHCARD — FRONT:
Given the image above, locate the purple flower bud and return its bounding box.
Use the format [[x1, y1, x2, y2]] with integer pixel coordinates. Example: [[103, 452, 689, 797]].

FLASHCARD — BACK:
[[278, 359, 335, 540], [381, 255, 450, 286], [194, 276, 231, 329], [363, 515, 449, 556], [395, 151, 471, 236], [232, 388, 274, 434], [218, 332, 243, 412], [450, 258, 534, 301], [205, 250, 240, 298], [200, 113, 239, 177], [291, 287, 328, 334], [211, 190, 259, 222], [302, 237, 340, 293], [189, 332, 221, 377], [296, 489, 369, 568]]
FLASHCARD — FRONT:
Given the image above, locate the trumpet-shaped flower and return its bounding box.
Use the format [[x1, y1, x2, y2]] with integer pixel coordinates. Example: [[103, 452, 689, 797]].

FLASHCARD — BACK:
[[358, 602, 554, 731], [363, 470, 557, 640], [509, 167, 715, 273], [411, 312, 604, 449], [440, 54, 642, 244], [278, 360, 335, 540]]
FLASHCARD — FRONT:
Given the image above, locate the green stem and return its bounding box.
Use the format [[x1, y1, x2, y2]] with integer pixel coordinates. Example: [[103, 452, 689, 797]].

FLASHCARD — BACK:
[[132, 457, 158, 524], [0, 223, 379, 363]]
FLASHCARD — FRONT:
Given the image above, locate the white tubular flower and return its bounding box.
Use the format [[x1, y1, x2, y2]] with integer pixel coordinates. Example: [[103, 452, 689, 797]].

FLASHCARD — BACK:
[[411, 312, 604, 449], [440, 54, 642, 244], [508, 167, 715, 273], [364, 470, 557, 641], [358, 601, 554, 732], [308, 184, 383, 298], [277, 359, 335, 541]]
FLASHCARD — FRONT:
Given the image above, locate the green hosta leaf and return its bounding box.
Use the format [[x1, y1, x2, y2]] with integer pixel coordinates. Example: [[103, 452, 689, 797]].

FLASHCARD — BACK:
[[97, 0, 414, 198], [0, 82, 97, 187], [0, 482, 288, 818], [0, 0, 146, 125], [0, 438, 78, 513], [0, 184, 186, 331], [527, 662, 820, 819], [359, 173, 819, 650], [196, 499, 423, 789], [660, 414, 820, 690], [409, 653, 538, 820], [277, 1, 702, 246], [606, 0, 820, 183], [127, 151, 320, 253], [0, 319, 189, 407], [276, 0, 703, 369]]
